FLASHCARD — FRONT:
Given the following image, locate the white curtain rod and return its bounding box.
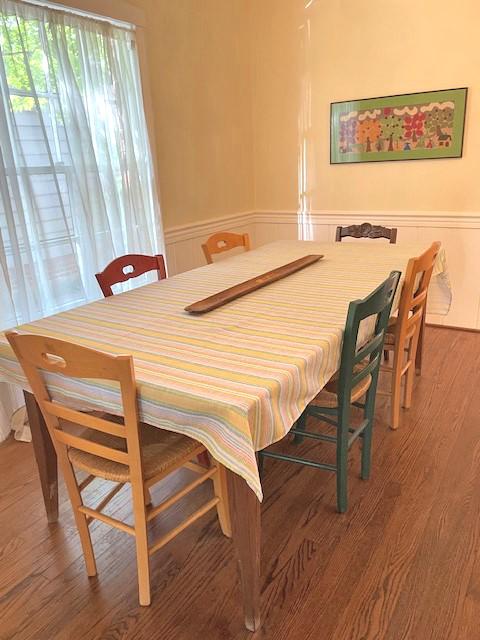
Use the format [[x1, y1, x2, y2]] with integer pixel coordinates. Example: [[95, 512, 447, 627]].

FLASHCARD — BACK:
[[10, 0, 135, 31]]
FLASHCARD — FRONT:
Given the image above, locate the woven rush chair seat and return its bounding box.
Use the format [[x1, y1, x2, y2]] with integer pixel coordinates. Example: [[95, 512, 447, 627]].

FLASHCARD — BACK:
[[383, 317, 415, 347], [68, 421, 200, 482], [311, 372, 372, 408]]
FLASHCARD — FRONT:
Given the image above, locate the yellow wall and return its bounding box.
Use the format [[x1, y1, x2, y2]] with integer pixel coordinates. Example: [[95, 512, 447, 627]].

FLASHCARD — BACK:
[[252, 0, 480, 215], [131, 0, 254, 229], [51, 0, 480, 225], [55, 0, 255, 230]]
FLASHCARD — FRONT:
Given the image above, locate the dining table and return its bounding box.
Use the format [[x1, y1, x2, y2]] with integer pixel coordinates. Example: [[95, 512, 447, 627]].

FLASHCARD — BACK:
[[0, 239, 451, 631]]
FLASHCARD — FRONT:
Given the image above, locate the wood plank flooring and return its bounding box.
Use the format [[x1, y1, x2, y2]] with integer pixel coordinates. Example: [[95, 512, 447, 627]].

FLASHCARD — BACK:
[[1, 327, 479, 640]]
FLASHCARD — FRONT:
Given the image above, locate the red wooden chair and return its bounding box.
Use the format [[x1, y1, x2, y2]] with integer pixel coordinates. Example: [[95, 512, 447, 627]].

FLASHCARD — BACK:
[[96, 254, 210, 468], [95, 254, 167, 297]]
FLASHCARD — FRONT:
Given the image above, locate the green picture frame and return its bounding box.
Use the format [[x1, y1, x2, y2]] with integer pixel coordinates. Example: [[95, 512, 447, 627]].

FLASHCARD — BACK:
[[330, 88, 467, 164]]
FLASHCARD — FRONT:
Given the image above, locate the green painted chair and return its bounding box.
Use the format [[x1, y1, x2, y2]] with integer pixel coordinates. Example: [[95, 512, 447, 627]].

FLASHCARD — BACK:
[[258, 270, 401, 513]]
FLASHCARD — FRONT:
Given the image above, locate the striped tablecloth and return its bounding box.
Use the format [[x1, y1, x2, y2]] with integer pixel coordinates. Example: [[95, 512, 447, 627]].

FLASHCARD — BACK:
[[0, 241, 451, 500]]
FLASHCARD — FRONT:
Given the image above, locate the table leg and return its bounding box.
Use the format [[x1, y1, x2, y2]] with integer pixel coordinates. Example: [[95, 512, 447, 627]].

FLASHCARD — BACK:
[[24, 391, 59, 523], [226, 469, 261, 632]]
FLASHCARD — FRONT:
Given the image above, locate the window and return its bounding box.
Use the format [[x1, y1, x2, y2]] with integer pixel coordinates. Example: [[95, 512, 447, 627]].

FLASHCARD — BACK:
[[0, 0, 162, 328]]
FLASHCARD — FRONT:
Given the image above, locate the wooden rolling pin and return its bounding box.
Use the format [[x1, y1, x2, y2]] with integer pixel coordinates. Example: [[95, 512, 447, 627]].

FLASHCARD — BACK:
[[185, 254, 323, 314]]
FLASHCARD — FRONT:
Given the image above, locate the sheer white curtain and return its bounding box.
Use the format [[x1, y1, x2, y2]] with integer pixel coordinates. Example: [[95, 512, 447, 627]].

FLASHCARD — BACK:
[[0, 0, 163, 440]]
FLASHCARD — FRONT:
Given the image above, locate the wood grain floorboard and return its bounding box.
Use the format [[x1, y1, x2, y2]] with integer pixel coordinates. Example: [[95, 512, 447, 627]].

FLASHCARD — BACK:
[[0, 328, 479, 639]]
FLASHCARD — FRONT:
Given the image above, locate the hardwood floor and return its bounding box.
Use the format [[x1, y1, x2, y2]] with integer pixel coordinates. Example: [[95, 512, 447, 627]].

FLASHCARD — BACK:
[[1, 327, 479, 640]]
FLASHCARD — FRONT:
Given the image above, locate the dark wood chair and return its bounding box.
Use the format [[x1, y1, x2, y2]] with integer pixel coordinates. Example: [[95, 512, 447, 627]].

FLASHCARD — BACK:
[[335, 223, 397, 244], [95, 254, 167, 297]]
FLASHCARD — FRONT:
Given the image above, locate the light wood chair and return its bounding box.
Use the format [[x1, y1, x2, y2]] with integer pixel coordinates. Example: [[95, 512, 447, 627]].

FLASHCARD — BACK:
[[202, 232, 251, 264], [335, 223, 397, 244], [379, 241, 441, 429], [95, 254, 167, 297], [6, 332, 231, 606]]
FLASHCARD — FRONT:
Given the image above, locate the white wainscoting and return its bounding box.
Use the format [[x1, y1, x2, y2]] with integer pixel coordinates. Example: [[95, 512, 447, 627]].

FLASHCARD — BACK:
[[164, 210, 480, 330], [164, 211, 256, 276]]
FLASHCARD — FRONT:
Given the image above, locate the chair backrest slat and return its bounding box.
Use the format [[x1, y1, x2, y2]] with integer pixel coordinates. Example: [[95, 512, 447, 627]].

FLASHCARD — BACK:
[[55, 430, 130, 465], [43, 400, 126, 438], [354, 332, 384, 364], [96, 254, 167, 297], [6, 332, 143, 475], [351, 354, 381, 387], [202, 232, 251, 264], [336, 222, 397, 244], [411, 289, 428, 308], [406, 307, 423, 331]]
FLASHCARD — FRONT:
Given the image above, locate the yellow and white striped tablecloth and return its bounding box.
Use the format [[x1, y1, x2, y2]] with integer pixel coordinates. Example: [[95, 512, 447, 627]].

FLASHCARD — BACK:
[[0, 241, 451, 500]]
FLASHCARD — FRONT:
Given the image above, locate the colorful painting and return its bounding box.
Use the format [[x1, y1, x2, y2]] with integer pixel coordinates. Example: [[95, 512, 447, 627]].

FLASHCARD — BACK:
[[330, 88, 467, 164]]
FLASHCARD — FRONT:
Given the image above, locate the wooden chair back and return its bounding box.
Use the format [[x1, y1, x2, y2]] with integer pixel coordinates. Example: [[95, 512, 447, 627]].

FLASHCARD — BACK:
[[202, 232, 251, 264], [337, 271, 401, 412], [335, 223, 397, 244], [96, 254, 167, 297], [5, 332, 144, 484], [394, 242, 441, 346]]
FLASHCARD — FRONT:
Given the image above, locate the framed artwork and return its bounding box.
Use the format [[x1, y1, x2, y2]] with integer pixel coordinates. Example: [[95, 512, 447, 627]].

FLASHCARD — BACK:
[[330, 87, 467, 164]]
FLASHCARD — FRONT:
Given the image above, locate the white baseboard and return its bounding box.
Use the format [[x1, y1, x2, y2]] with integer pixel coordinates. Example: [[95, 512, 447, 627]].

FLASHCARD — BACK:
[[163, 209, 480, 330]]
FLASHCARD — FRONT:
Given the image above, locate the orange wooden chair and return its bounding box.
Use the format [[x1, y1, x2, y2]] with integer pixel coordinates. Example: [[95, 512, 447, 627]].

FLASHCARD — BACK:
[[6, 331, 231, 606], [379, 242, 441, 429], [95, 254, 167, 297], [202, 232, 251, 264], [335, 223, 397, 244]]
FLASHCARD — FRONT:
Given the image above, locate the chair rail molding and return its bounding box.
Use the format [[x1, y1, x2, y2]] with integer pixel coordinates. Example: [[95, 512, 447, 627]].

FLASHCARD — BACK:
[[254, 210, 480, 229], [164, 211, 256, 244]]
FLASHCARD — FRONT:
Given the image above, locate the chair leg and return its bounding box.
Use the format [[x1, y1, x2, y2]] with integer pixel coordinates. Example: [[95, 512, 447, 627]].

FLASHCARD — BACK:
[[404, 333, 420, 409], [361, 420, 373, 481], [404, 361, 415, 409], [416, 308, 426, 376], [59, 453, 97, 576], [390, 358, 403, 430], [211, 462, 232, 538], [361, 383, 378, 481], [336, 428, 349, 513], [132, 483, 151, 606], [293, 411, 307, 444], [197, 451, 210, 467]]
